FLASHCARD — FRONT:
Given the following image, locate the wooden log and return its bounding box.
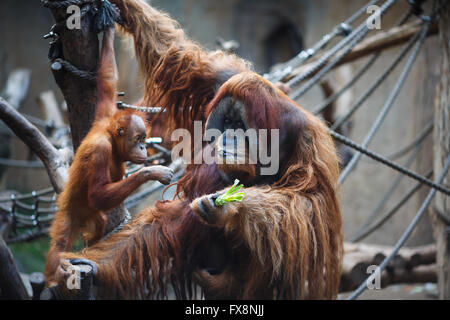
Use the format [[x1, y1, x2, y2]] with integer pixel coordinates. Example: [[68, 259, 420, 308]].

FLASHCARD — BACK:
[[388, 264, 437, 286], [344, 242, 436, 267], [341, 242, 437, 291], [283, 20, 438, 83], [341, 262, 438, 292], [430, 0, 450, 300]]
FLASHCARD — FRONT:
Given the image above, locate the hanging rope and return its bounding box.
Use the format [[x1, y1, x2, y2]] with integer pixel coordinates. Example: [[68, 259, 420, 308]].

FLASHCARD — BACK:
[[347, 155, 450, 300], [312, 54, 379, 115], [287, 0, 397, 95], [330, 130, 450, 196], [312, 9, 414, 115], [384, 121, 433, 160], [350, 170, 433, 242], [352, 131, 428, 234], [338, 20, 430, 184], [266, 0, 380, 83], [330, 31, 421, 131]]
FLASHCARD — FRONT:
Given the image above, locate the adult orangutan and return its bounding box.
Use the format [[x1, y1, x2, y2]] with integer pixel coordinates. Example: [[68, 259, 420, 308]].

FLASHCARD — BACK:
[[54, 0, 342, 299]]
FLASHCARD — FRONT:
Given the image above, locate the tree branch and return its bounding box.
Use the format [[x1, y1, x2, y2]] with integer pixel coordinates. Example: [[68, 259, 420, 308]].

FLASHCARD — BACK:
[[0, 96, 68, 193]]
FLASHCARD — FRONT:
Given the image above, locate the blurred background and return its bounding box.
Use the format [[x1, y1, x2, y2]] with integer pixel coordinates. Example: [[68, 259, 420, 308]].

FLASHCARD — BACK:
[[0, 0, 440, 297]]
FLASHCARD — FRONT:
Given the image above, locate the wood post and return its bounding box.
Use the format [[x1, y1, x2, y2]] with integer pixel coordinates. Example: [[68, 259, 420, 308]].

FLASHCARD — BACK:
[[46, 1, 99, 151], [431, 0, 450, 300]]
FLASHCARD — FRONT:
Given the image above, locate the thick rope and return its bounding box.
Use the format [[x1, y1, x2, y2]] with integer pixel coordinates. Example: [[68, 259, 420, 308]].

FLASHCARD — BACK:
[[352, 133, 427, 233], [385, 121, 433, 160], [312, 9, 413, 115], [347, 155, 450, 300], [267, 0, 380, 83], [331, 29, 421, 131], [287, 0, 397, 93], [338, 20, 430, 184], [312, 54, 379, 115], [350, 170, 433, 242], [52, 58, 97, 82], [330, 130, 450, 196]]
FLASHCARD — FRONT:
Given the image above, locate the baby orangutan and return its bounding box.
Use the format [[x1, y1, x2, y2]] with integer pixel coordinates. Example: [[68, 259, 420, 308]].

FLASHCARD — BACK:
[[44, 26, 173, 285]]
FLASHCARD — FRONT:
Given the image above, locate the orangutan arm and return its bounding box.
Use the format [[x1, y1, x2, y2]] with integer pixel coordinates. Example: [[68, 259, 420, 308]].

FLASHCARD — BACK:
[[96, 26, 118, 121], [110, 0, 187, 73], [110, 0, 248, 130]]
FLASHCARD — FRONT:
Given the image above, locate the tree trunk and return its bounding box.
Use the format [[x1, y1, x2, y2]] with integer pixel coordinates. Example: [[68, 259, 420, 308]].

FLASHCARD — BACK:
[[46, 2, 99, 151], [431, 0, 450, 300]]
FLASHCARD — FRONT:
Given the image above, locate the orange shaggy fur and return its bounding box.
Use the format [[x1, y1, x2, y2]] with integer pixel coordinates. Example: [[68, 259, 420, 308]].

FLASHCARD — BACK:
[[55, 0, 343, 299]]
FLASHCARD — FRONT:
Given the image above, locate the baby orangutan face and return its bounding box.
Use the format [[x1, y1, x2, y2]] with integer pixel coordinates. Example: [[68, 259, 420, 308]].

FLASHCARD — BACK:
[[117, 114, 148, 164]]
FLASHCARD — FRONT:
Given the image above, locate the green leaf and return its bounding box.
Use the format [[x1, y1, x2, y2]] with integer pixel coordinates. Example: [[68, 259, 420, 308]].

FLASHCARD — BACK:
[[215, 179, 245, 206]]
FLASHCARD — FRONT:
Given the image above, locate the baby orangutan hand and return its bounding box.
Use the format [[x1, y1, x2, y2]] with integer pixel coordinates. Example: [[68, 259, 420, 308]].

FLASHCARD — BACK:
[[138, 165, 173, 185]]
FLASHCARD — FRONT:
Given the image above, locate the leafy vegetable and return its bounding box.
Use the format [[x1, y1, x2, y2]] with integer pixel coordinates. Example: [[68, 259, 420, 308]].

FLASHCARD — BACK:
[[214, 179, 245, 206]]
